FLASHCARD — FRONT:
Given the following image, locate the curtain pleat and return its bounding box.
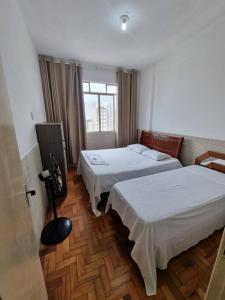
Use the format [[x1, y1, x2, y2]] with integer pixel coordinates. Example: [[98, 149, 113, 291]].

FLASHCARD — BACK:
[[39, 56, 86, 165], [116, 69, 138, 147]]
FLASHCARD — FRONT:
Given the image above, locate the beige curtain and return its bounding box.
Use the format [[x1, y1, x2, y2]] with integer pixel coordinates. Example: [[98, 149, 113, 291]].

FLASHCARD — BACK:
[[117, 69, 138, 147], [39, 56, 86, 165]]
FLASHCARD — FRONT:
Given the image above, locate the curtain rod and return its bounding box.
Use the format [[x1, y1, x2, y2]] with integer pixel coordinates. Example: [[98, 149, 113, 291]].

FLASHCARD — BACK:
[[39, 54, 81, 66], [117, 68, 138, 73], [39, 55, 138, 72], [88, 65, 117, 72]]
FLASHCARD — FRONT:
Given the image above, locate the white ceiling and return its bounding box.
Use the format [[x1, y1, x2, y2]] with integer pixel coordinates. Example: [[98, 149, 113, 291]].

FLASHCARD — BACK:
[[18, 0, 225, 68]]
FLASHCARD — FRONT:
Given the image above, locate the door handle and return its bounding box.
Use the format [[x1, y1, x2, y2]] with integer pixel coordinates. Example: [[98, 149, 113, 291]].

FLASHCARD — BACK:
[[24, 186, 36, 206], [26, 190, 36, 197]]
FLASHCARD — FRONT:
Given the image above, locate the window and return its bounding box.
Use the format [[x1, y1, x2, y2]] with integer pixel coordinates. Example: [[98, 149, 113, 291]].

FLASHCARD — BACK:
[[83, 82, 117, 132]]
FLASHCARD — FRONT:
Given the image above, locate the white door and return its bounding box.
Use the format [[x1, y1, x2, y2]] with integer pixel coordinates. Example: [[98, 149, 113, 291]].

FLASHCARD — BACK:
[[205, 228, 225, 299], [0, 57, 48, 299]]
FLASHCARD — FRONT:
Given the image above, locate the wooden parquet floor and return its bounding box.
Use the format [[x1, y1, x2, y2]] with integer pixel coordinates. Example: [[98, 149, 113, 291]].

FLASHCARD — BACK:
[[40, 169, 222, 300]]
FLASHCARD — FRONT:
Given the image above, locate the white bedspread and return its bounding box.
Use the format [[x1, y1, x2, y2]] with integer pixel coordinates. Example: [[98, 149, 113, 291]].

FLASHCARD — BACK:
[[107, 165, 225, 296], [77, 147, 182, 216]]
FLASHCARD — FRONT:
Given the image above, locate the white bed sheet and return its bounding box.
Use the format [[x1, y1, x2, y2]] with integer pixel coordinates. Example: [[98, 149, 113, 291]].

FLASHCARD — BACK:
[[77, 147, 182, 216], [107, 165, 225, 296]]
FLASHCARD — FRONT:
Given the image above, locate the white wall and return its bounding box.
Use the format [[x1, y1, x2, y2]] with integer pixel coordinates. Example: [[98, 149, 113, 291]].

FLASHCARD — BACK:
[[83, 63, 117, 149], [138, 65, 155, 131], [0, 0, 48, 246], [86, 132, 116, 150], [139, 15, 225, 141], [0, 0, 46, 158], [83, 63, 117, 84]]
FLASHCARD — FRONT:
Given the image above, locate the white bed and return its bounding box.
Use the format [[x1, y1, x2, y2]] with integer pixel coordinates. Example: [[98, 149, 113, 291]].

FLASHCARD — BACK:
[[106, 165, 225, 296], [77, 147, 182, 216]]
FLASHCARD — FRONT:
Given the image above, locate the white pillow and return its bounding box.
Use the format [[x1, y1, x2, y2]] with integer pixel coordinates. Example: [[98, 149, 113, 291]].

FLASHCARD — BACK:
[[127, 144, 149, 154], [142, 149, 171, 161]]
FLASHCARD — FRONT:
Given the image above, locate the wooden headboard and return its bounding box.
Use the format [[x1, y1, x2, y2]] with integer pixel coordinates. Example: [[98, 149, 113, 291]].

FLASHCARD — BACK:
[[140, 131, 184, 159], [195, 151, 225, 174]]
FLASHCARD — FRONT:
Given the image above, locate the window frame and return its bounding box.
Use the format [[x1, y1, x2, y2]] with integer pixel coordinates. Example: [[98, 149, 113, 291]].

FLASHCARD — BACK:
[[83, 81, 117, 133]]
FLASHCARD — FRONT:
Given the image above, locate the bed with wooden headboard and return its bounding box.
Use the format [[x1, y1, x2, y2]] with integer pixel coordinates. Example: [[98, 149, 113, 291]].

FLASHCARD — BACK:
[[140, 131, 184, 159], [78, 131, 184, 216]]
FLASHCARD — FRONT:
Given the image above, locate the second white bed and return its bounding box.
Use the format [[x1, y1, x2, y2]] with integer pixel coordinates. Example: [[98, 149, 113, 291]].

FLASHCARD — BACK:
[[106, 165, 225, 296]]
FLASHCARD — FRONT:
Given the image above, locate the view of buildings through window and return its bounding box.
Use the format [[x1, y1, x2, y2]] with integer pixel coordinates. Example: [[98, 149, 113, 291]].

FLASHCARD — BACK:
[[83, 82, 117, 132]]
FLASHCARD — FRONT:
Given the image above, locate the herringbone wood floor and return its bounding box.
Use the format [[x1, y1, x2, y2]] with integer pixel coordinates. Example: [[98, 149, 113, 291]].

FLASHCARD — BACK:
[[40, 169, 222, 299]]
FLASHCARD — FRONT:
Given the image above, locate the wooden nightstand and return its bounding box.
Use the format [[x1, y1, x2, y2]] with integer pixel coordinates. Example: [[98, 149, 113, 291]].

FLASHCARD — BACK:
[[195, 151, 225, 174]]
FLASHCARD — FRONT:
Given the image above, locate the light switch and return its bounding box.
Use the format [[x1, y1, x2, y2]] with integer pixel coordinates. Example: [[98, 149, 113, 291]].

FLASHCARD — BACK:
[[30, 112, 34, 120]]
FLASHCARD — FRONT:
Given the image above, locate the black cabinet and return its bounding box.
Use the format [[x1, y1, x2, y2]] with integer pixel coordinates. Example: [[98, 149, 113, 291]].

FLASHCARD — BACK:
[[36, 123, 67, 198]]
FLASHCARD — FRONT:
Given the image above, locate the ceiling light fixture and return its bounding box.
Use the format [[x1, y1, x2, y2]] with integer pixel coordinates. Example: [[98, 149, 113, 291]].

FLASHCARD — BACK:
[[120, 15, 129, 31]]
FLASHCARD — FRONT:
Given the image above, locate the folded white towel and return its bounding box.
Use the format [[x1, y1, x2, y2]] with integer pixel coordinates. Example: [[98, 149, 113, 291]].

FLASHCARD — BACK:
[[85, 153, 109, 165]]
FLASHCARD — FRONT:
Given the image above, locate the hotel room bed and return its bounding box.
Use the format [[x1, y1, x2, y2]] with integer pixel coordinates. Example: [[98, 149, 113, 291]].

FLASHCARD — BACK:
[[106, 165, 225, 296], [77, 131, 183, 216]]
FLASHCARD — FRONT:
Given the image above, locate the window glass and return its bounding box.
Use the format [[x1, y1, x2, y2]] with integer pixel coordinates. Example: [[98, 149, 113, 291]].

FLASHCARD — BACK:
[[107, 84, 117, 94], [83, 94, 99, 132], [82, 82, 89, 92], [83, 81, 117, 132], [100, 95, 114, 131], [90, 82, 106, 93]]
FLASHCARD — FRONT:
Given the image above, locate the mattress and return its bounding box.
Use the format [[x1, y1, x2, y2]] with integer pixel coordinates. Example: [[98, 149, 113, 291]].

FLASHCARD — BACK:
[[77, 147, 182, 216], [107, 165, 225, 295]]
